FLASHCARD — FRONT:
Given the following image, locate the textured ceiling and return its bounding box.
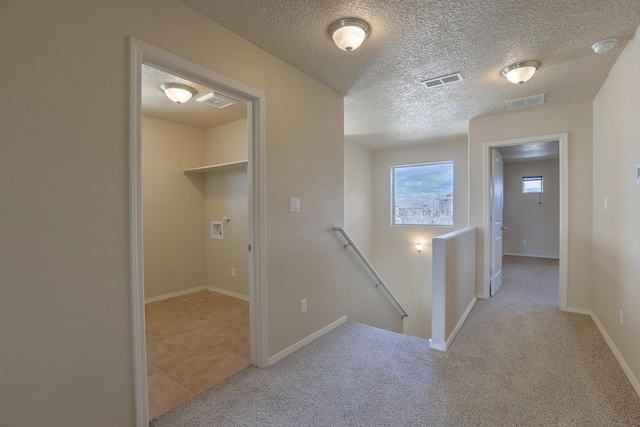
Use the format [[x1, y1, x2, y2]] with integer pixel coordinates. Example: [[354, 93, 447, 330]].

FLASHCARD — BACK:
[[142, 64, 246, 129], [178, 0, 640, 150], [498, 140, 559, 163]]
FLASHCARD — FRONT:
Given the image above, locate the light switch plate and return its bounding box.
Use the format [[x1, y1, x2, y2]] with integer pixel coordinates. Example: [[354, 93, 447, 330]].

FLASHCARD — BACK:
[[636, 164, 640, 185], [289, 197, 300, 213]]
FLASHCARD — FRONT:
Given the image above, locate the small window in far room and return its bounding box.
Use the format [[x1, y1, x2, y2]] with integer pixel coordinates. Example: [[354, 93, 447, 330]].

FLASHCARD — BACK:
[[522, 175, 543, 193]]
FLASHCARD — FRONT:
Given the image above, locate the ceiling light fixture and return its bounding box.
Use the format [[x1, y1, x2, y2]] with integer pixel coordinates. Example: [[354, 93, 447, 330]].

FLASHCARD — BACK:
[[160, 83, 197, 104], [591, 38, 617, 54], [500, 61, 540, 85], [328, 18, 370, 52]]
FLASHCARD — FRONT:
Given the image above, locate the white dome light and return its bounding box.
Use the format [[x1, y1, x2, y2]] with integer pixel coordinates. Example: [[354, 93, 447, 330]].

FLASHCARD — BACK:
[[591, 38, 617, 54], [160, 83, 197, 104], [500, 61, 540, 85], [329, 18, 370, 52]]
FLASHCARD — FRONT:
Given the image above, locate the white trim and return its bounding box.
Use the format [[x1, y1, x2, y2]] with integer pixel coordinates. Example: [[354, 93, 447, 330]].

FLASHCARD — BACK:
[[565, 306, 592, 315], [207, 286, 250, 302], [428, 339, 448, 351], [267, 316, 348, 366], [429, 297, 476, 351], [144, 286, 208, 304], [144, 286, 250, 304], [566, 308, 640, 398], [128, 38, 148, 427], [129, 38, 268, 426], [503, 253, 560, 260], [482, 133, 568, 311]]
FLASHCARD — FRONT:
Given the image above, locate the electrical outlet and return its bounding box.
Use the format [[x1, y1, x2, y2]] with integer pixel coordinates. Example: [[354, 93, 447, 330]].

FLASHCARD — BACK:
[[301, 298, 307, 313], [231, 268, 236, 277], [620, 310, 624, 327]]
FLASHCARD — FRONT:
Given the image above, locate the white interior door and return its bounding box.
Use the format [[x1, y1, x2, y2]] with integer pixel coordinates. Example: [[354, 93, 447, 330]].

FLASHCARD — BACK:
[[490, 149, 504, 296]]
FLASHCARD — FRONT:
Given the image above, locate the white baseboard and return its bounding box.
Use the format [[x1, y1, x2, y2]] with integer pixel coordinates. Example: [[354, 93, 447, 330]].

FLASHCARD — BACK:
[[503, 253, 560, 260], [565, 307, 640, 399], [565, 306, 591, 315], [429, 297, 477, 352], [144, 285, 249, 304], [428, 339, 448, 351], [589, 311, 640, 398], [268, 316, 348, 366], [207, 286, 249, 302], [144, 285, 208, 304]]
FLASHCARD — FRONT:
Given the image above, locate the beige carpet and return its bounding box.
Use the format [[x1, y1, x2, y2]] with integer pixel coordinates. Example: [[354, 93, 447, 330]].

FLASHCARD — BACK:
[[151, 256, 640, 426]]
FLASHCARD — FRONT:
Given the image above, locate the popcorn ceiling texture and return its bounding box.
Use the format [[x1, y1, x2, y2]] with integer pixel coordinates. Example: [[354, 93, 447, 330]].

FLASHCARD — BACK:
[[143, 65, 247, 129], [180, 0, 640, 148]]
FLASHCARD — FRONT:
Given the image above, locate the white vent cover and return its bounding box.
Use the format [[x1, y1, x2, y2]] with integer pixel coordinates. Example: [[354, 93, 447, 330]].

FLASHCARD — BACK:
[[196, 92, 239, 109], [506, 93, 545, 110], [421, 73, 463, 89]]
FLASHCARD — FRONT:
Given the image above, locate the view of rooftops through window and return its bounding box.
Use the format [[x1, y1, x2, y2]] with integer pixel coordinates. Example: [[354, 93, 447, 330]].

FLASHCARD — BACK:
[[393, 162, 453, 226]]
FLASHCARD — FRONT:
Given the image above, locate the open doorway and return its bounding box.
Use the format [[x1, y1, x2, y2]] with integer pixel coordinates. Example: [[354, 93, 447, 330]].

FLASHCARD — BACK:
[[493, 141, 561, 305], [129, 38, 268, 426], [141, 63, 251, 420], [482, 133, 568, 309]]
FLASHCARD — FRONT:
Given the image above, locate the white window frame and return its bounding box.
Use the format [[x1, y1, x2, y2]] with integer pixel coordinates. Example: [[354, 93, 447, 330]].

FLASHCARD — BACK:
[[522, 175, 543, 193], [392, 161, 454, 227]]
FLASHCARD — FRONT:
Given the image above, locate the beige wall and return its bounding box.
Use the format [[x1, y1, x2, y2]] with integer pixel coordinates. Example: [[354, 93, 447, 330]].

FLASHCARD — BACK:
[[344, 139, 373, 257], [343, 139, 402, 333], [371, 138, 469, 339], [0, 1, 351, 425], [431, 228, 476, 347], [205, 118, 248, 164], [142, 116, 207, 298], [593, 28, 640, 389], [469, 103, 593, 309], [503, 159, 559, 258], [205, 119, 249, 296], [143, 116, 249, 299]]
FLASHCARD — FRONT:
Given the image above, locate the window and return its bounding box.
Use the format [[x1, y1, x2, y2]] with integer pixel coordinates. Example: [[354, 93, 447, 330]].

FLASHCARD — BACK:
[[522, 175, 543, 193], [393, 162, 453, 226]]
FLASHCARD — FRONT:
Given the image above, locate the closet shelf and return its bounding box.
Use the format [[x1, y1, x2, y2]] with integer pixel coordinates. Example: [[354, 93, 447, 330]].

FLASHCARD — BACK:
[[183, 160, 247, 174]]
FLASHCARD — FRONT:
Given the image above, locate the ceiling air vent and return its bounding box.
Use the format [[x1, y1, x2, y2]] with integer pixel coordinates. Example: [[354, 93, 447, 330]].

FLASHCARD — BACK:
[[506, 93, 545, 110], [421, 72, 463, 89], [196, 92, 239, 109]]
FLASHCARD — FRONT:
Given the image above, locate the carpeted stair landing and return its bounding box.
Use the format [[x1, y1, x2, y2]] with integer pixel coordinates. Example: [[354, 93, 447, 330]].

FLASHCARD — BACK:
[[151, 319, 640, 426]]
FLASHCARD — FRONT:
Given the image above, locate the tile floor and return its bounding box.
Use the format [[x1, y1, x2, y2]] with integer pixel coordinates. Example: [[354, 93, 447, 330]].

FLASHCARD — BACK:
[[145, 290, 250, 420]]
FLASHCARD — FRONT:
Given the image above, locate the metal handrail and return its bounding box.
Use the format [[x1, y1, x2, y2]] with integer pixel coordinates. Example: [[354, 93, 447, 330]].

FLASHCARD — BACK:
[[334, 226, 409, 319]]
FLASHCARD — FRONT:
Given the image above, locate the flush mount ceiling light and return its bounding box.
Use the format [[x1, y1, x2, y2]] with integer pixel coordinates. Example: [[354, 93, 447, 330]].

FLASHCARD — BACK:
[[160, 83, 197, 104], [591, 38, 617, 54], [500, 61, 540, 85], [328, 18, 370, 52]]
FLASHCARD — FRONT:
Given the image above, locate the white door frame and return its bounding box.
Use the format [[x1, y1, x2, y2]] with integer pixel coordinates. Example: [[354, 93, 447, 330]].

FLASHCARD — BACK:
[[482, 133, 568, 310], [490, 148, 504, 296], [128, 38, 268, 426]]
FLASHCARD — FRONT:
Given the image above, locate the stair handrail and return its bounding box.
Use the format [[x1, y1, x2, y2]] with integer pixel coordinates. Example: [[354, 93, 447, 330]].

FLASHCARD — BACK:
[[334, 226, 409, 319]]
